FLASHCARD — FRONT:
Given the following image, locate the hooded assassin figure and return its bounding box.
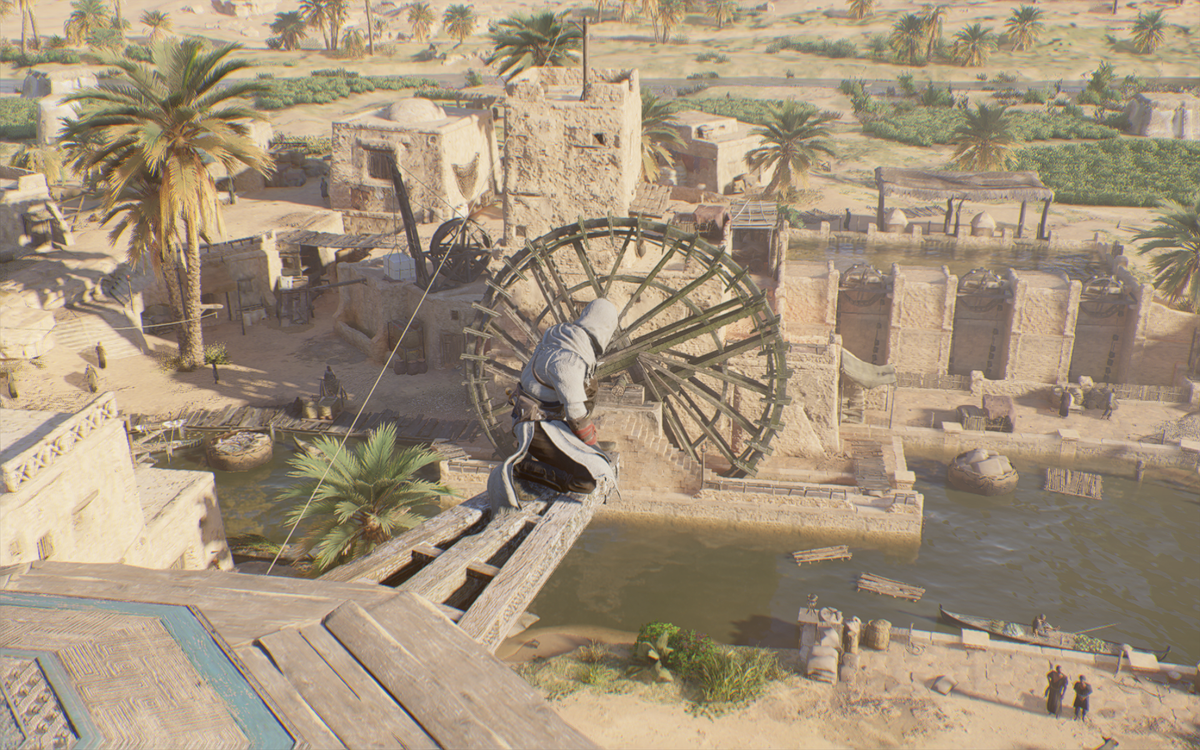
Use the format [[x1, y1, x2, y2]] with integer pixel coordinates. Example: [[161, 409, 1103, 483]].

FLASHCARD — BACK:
[[488, 299, 620, 512]]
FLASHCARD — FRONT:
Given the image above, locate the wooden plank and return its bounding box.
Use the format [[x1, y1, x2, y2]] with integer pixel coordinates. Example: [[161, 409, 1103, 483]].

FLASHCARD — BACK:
[[792, 545, 851, 565], [236, 644, 346, 750], [256, 627, 435, 749], [296, 623, 438, 749], [4, 561, 398, 647], [326, 599, 597, 750], [399, 512, 533, 604], [318, 496, 492, 583], [457, 482, 608, 652], [856, 572, 925, 601]]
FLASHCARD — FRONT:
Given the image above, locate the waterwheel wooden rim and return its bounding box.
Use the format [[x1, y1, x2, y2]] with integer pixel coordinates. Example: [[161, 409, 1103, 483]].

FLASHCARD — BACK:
[[463, 216, 789, 477]]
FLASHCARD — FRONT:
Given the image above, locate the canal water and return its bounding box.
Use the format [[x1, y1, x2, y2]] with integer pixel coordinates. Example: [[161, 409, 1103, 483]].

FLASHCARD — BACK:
[[183, 444, 1199, 666], [788, 236, 1105, 280]]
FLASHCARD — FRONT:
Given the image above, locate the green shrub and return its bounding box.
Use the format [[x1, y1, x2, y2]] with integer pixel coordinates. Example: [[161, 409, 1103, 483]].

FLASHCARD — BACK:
[[668, 96, 818, 127], [861, 108, 1118, 147], [670, 628, 720, 679], [696, 51, 730, 63], [767, 36, 856, 58], [919, 83, 955, 108], [269, 134, 332, 157], [464, 68, 484, 87], [0, 98, 37, 140], [0, 47, 82, 65], [636, 621, 680, 650], [253, 74, 436, 109], [897, 72, 916, 96], [203, 343, 230, 365], [686, 71, 720, 80], [124, 44, 152, 62], [1022, 88, 1050, 104], [694, 648, 785, 704], [1013, 139, 1200, 206]]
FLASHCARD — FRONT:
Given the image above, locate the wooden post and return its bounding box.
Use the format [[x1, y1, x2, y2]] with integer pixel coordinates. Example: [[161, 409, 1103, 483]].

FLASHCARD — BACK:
[[876, 190, 886, 231], [1038, 198, 1051, 240], [943, 198, 954, 234], [1017, 199, 1027, 238], [581, 17, 589, 101], [953, 198, 964, 237]]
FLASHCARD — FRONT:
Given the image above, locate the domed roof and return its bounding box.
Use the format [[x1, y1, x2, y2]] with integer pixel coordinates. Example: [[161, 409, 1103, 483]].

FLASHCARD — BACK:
[[885, 208, 908, 226], [970, 211, 996, 229], [386, 98, 445, 124]]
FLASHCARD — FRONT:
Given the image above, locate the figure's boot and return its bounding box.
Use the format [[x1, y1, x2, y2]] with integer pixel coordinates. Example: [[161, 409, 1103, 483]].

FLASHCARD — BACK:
[[513, 459, 597, 494]]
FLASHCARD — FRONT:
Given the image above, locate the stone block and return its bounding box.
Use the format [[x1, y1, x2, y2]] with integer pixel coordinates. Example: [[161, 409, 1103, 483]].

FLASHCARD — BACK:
[[1057, 429, 1080, 441], [961, 629, 989, 651], [942, 422, 963, 434], [1180, 439, 1200, 455]]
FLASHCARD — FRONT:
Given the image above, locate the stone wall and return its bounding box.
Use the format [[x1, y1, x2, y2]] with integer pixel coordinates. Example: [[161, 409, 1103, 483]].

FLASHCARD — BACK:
[[331, 102, 498, 224], [778, 261, 837, 339], [334, 257, 483, 369], [1114, 261, 1200, 386], [1125, 93, 1200, 140], [503, 68, 640, 246], [949, 294, 1007, 379], [887, 265, 954, 375], [766, 336, 841, 460], [1002, 271, 1080, 383], [0, 393, 232, 571]]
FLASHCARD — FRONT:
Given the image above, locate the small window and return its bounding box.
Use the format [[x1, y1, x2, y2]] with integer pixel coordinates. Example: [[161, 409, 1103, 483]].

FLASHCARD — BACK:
[[450, 310, 460, 321], [9, 538, 22, 560], [366, 148, 392, 180], [516, 225, 527, 238], [593, 132, 607, 146], [37, 533, 54, 561]]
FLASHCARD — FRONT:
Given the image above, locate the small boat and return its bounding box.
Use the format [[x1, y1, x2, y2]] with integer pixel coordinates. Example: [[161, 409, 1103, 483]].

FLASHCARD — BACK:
[[206, 431, 273, 472], [939, 605, 1170, 661], [946, 448, 1018, 496]]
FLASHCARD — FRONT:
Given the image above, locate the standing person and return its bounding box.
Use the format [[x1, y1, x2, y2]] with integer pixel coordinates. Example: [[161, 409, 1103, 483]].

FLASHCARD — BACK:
[[1059, 389, 1073, 418], [1102, 390, 1117, 419], [1045, 665, 1068, 717], [1073, 675, 1092, 720], [212, 360, 220, 384]]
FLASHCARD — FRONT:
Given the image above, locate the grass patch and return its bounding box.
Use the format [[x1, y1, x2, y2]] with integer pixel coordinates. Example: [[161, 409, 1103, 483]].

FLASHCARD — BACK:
[[0, 47, 82, 66], [694, 647, 786, 704], [0, 98, 37, 141], [860, 108, 1119, 147], [765, 36, 858, 59], [1013, 139, 1200, 206]]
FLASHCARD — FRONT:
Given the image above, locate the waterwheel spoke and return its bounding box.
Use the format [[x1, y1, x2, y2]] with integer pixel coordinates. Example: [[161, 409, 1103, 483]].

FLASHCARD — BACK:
[[643, 358, 759, 435], [603, 219, 636, 297], [641, 366, 700, 463], [618, 233, 691, 321], [525, 248, 570, 326], [537, 240, 580, 318], [485, 316, 536, 361], [643, 351, 775, 396], [598, 298, 762, 378], [572, 219, 605, 298], [621, 261, 725, 337], [647, 363, 738, 464]]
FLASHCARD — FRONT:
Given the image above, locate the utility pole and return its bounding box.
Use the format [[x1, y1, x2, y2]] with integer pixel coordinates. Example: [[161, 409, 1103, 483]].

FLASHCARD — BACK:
[[581, 17, 589, 101]]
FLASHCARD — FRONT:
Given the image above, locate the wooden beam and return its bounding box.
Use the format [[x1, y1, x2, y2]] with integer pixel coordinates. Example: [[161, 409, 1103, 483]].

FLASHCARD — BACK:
[[399, 511, 534, 605], [457, 480, 610, 653], [236, 645, 346, 749]]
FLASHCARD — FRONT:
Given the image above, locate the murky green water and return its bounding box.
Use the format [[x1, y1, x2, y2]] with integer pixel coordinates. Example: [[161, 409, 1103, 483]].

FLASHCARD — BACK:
[[529, 456, 1200, 665], [788, 237, 1105, 280], [177, 442, 1199, 665]]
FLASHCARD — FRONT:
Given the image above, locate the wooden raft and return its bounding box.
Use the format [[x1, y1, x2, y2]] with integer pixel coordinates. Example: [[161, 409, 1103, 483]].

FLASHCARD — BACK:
[[321, 477, 613, 653], [856, 572, 925, 601], [1045, 468, 1103, 500], [792, 545, 852, 565]]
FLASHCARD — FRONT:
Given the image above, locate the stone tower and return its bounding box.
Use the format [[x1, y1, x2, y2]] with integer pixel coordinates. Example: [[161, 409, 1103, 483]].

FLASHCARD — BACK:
[[502, 67, 641, 247]]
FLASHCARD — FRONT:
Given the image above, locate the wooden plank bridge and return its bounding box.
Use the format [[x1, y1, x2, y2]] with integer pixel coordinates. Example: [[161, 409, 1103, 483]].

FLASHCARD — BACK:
[[130, 404, 482, 443], [322, 476, 614, 653]]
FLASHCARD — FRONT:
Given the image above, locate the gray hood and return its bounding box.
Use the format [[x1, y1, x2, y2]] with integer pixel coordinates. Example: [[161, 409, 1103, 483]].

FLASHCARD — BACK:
[[574, 299, 619, 352]]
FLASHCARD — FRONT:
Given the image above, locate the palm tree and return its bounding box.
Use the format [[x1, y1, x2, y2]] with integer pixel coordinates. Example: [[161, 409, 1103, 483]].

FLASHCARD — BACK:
[[618, 0, 636, 22], [8, 144, 63, 189], [407, 1, 435, 42], [890, 13, 927, 65], [270, 11, 308, 50], [102, 176, 186, 329], [443, 4, 476, 45], [65, 0, 111, 46], [658, 0, 685, 43], [140, 10, 171, 42], [325, 0, 349, 52], [949, 104, 1019, 171], [1131, 9, 1167, 53], [951, 23, 996, 66], [707, 0, 738, 29], [641, 91, 684, 183], [12, 0, 41, 52], [1004, 5, 1043, 51], [487, 12, 582, 78], [745, 103, 836, 198], [921, 4, 947, 59], [846, 0, 875, 22], [298, 0, 330, 49], [282, 424, 452, 574], [1133, 196, 1200, 311], [341, 27, 366, 57], [61, 41, 272, 370]]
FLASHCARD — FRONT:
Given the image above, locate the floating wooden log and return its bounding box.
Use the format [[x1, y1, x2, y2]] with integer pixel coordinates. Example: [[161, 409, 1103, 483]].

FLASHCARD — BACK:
[[792, 545, 851, 565], [1045, 468, 1102, 500], [857, 572, 925, 602]]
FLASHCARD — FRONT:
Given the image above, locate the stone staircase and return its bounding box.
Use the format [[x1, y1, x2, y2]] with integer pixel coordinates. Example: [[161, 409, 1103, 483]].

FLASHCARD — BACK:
[[596, 389, 701, 495], [51, 299, 145, 362], [846, 438, 891, 493]]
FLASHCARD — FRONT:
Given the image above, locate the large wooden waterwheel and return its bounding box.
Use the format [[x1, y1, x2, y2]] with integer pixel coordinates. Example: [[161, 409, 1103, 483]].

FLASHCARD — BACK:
[[463, 217, 789, 477]]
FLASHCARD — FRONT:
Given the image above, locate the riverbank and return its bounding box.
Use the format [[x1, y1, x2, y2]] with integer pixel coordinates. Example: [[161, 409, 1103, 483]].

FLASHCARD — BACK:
[[498, 625, 1199, 749]]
